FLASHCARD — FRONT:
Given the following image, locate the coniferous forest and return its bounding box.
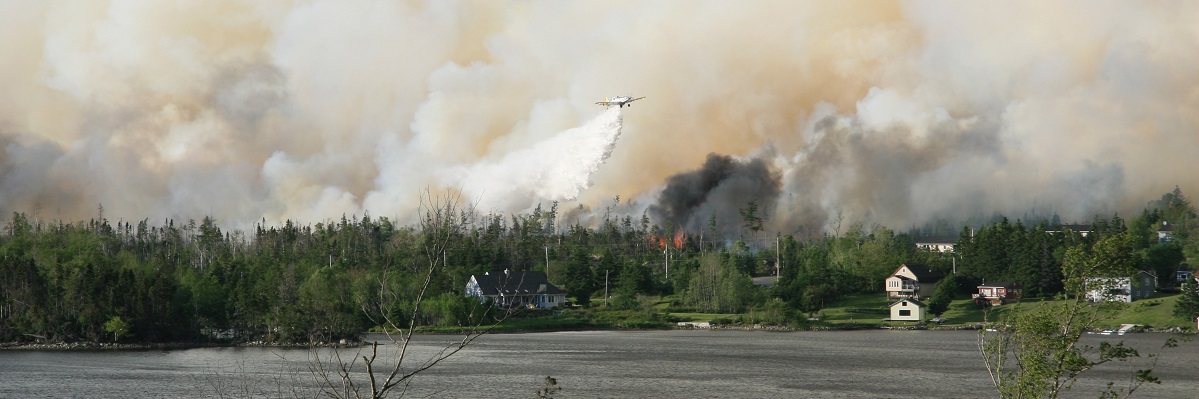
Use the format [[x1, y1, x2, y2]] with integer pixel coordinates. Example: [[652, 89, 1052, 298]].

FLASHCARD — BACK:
[[1, 188, 1196, 344]]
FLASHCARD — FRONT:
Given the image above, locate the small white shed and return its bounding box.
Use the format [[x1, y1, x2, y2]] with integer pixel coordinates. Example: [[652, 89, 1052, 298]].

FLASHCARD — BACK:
[[890, 298, 926, 322]]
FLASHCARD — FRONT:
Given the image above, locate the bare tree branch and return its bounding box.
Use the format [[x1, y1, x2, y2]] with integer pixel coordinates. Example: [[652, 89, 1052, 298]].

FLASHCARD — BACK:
[[307, 189, 516, 399]]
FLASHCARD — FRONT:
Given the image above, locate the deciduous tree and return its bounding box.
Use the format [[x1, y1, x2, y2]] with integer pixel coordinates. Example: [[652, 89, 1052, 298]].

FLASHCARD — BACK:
[[978, 232, 1167, 399], [307, 191, 511, 399]]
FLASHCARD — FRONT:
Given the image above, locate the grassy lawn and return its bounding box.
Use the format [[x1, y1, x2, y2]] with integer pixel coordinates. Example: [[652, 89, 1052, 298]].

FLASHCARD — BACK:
[[1097, 294, 1181, 328], [960, 293, 1187, 329], [650, 295, 736, 323], [803, 292, 1195, 330], [815, 293, 890, 325], [417, 292, 1194, 334], [939, 298, 993, 324]]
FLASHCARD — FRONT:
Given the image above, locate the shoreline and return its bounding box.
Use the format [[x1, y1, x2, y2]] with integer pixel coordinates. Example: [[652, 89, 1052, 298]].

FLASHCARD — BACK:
[[7, 323, 1187, 351], [0, 339, 365, 351]]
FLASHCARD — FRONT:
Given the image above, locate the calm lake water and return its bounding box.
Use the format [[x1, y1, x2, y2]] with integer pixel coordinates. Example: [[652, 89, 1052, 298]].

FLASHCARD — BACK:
[[1, 330, 1195, 398]]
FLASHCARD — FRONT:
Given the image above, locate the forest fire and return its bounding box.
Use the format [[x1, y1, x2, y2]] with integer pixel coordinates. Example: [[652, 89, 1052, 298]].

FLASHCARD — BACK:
[[649, 230, 688, 250]]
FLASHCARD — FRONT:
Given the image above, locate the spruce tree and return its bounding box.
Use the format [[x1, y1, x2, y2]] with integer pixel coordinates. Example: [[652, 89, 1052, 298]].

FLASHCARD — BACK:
[[927, 273, 956, 316], [1173, 277, 1199, 322]]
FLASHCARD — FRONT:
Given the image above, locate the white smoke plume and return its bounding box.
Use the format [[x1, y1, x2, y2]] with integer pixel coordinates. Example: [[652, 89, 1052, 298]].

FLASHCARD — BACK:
[[457, 108, 623, 212], [1, 1, 1197, 233]]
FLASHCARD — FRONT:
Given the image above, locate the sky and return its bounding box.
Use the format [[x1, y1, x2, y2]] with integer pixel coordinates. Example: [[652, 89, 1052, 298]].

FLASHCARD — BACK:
[[1, 0, 1197, 236]]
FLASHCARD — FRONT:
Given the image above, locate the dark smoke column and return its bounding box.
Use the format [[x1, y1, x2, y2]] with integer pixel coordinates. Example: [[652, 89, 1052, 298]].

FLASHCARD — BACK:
[[649, 153, 780, 238]]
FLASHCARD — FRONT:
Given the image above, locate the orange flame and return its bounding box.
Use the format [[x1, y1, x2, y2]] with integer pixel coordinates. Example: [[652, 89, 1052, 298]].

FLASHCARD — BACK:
[[673, 230, 686, 249], [648, 234, 667, 250]]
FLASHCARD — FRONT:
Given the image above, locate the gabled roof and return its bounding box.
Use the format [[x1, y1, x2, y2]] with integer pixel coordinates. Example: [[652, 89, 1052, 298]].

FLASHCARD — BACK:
[[915, 237, 958, 244], [1086, 270, 1158, 280], [891, 298, 926, 308], [1047, 224, 1092, 233], [894, 263, 943, 282], [978, 281, 1019, 289], [471, 271, 565, 296]]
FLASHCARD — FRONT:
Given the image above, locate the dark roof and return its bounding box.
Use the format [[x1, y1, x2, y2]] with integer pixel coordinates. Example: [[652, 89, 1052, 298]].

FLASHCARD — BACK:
[[977, 282, 1020, 289], [891, 298, 926, 308], [897, 263, 943, 282], [915, 237, 958, 244], [471, 271, 565, 296], [1047, 224, 1092, 232]]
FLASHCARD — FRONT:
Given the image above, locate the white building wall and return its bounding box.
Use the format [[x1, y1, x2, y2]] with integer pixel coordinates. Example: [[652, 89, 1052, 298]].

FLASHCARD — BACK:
[[890, 300, 925, 322]]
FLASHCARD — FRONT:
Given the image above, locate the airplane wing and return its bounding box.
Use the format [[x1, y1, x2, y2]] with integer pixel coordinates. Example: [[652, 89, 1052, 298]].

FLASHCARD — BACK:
[[595, 96, 645, 107]]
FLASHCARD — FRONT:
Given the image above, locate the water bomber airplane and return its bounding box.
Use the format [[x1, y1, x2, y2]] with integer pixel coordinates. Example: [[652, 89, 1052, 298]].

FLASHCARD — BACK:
[[595, 95, 645, 108]]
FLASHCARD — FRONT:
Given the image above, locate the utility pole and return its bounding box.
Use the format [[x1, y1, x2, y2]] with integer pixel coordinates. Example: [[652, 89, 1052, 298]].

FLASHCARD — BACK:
[[545, 246, 550, 279], [776, 235, 780, 277], [605, 269, 610, 303], [664, 248, 670, 280]]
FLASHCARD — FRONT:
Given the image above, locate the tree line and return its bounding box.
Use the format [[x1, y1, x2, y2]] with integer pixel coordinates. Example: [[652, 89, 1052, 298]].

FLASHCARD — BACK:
[[1, 188, 1196, 343]]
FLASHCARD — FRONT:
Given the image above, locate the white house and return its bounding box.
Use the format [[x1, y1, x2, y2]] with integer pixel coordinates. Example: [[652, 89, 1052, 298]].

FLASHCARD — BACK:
[[465, 270, 566, 309], [890, 298, 926, 322], [1157, 222, 1174, 243], [885, 263, 944, 299], [1046, 224, 1093, 237], [915, 238, 956, 253], [1085, 271, 1157, 302]]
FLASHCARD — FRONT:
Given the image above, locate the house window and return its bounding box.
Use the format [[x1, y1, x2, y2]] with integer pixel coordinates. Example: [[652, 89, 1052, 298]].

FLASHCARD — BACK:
[[899, 310, 911, 316]]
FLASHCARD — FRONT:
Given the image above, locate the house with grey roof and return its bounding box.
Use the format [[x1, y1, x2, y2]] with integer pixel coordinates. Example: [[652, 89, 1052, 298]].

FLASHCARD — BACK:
[[465, 270, 566, 309]]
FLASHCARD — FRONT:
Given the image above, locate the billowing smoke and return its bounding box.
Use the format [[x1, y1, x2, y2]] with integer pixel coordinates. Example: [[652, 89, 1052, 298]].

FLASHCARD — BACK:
[[650, 153, 780, 235], [1, 1, 1197, 233], [457, 108, 623, 212]]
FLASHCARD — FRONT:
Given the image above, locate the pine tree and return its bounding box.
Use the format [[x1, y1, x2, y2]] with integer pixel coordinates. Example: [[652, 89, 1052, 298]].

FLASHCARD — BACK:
[[1173, 277, 1199, 322], [927, 273, 956, 316]]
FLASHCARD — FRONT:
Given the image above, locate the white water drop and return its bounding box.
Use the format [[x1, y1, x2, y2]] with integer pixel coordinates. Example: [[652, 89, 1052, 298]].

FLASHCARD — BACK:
[[458, 108, 624, 211]]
